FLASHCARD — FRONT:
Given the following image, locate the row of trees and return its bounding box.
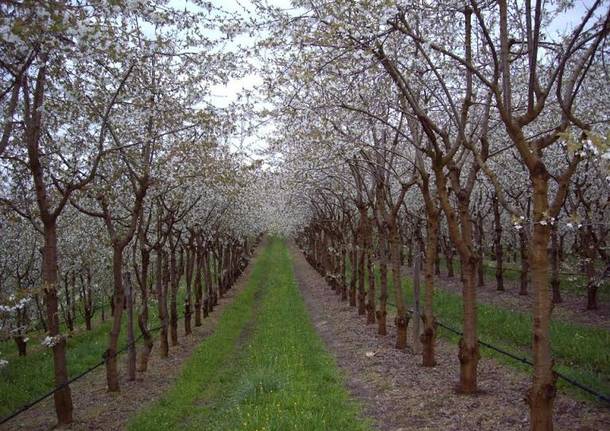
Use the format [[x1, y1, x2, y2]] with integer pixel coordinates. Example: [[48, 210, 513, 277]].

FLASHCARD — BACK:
[[258, 1, 609, 430], [0, 0, 274, 425]]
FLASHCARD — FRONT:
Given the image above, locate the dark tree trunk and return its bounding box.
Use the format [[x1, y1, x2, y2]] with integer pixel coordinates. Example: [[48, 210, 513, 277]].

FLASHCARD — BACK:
[[125, 273, 136, 381], [444, 238, 455, 278], [340, 245, 348, 301], [493, 195, 504, 291], [14, 335, 27, 356], [184, 245, 195, 335], [357, 206, 367, 316], [105, 246, 126, 392], [476, 212, 485, 288], [377, 224, 389, 336], [169, 245, 179, 346], [389, 220, 407, 349], [42, 223, 73, 423], [519, 228, 529, 296], [194, 246, 203, 326], [137, 247, 153, 373], [34, 294, 47, 332], [204, 250, 214, 316], [349, 239, 357, 307], [157, 249, 169, 358]]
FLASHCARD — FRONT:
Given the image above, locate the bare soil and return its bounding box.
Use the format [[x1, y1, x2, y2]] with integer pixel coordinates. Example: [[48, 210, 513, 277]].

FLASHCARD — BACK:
[[292, 245, 610, 431], [2, 247, 262, 431]]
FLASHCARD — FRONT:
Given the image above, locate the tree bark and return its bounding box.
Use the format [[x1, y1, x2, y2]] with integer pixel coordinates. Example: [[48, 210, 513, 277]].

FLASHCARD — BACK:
[[340, 245, 348, 301], [526, 172, 556, 431], [357, 206, 367, 316], [377, 228, 389, 336], [42, 223, 73, 424], [349, 239, 357, 307], [157, 249, 169, 358], [169, 245, 179, 346], [137, 247, 153, 373], [194, 245, 203, 326], [422, 205, 439, 366], [14, 335, 27, 356], [184, 245, 194, 335], [105, 246, 125, 392], [493, 195, 504, 291], [389, 220, 407, 349], [444, 237, 455, 278], [476, 212, 485, 287], [125, 272, 136, 381], [520, 228, 529, 296]]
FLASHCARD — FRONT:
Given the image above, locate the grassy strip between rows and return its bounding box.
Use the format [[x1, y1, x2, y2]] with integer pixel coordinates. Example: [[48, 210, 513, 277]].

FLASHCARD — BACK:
[[129, 238, 370, 431], [0, 253, 232, 418], [437, 257, 610, 301], [0, 287, 190, 418], [362, 264, 610, 403]]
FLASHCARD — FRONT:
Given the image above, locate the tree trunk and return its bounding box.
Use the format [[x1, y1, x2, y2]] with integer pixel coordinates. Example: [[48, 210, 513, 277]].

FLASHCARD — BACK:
[[377, 227, 389, 336], [357, 207, 367, 316], [458, 257, 479, 393], [476, 212, 485, 287], [125, 272, 136, 381], [105, 246, 125, 392], [14, 335, 27, 356], [444, 240, 455, 278], [157, 249, 169, 358], [493, 196, 504, 291], [340, 245, 348, 301], [412, 251, 422, 354], [169, 246, 179, 346], [194, 247, 203, 326], [366, 250, 376, 324], [520, 228, 529, 295], [434, 166, 480, 393], [137, 248, 153, 373], [204, 250, 214, 316], [349, 240, 357, 307], [422, 208, 438, 367], [526, 173, 556, 431], [34, 294, 47, 332], [84, 313, 92, 331], [184, 246, 194, 336], [42, 223, 73, 423], [62, 273, 74, 332], [389, 220, 407, 349]]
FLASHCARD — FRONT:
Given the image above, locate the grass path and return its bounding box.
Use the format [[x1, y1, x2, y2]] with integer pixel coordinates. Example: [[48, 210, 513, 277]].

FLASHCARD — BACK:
[[129, 238, 369, 431]]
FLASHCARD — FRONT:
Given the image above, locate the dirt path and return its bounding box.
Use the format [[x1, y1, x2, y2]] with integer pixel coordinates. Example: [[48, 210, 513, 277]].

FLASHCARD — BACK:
[[291, 244, 610, 431], [3, 245, 263, 431]]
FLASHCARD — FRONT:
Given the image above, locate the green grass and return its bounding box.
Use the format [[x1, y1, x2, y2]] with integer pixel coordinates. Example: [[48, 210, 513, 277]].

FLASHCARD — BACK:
[[438, 257, 610, 301], [358, 263, 610, 403], [348, 262, 610, 400], [0, 286, 188, 418], [129, 238, 370, 431]]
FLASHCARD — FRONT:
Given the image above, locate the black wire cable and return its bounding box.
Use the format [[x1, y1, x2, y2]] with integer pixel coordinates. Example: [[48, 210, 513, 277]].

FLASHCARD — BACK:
[[1, 310, 185, 425]]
